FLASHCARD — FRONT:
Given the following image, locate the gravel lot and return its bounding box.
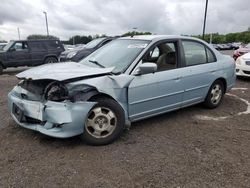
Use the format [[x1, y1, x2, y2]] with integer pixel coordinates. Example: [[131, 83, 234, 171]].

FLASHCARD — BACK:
[[0, 50, 250, 187]]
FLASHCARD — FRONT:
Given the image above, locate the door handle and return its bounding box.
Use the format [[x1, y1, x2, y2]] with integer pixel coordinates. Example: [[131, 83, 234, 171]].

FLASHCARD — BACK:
[[173, 77, 182, 81], [210, 70, 216, 73]]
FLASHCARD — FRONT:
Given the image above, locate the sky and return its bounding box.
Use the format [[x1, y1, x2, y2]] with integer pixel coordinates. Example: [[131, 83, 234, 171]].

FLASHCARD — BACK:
[[0, 0, 249, 41]]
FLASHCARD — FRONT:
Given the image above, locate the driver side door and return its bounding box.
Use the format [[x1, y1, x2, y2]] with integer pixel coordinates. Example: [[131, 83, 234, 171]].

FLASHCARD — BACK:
[[6, 41, 30, 67], [128, 40, 184, 121]]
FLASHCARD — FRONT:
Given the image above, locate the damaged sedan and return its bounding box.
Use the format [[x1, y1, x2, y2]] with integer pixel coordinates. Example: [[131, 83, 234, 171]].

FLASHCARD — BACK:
[[8, 35, 236, 145]]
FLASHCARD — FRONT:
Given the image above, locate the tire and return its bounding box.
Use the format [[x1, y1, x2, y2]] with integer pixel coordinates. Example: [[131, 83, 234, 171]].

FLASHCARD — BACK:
[[81, 97, 125, 145], [44, 57, 58, 64], [0, 64, 3, 75], [204, 80, 225, 109]]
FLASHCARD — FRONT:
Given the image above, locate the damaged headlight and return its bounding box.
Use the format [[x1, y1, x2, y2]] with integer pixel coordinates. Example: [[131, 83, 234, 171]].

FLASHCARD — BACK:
[[67, 52, 77, 59], [44, 82, 68, 101]]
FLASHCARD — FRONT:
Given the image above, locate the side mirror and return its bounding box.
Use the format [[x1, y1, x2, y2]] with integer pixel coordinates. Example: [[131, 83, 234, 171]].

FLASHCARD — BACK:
[[135, 62, 157, 75]]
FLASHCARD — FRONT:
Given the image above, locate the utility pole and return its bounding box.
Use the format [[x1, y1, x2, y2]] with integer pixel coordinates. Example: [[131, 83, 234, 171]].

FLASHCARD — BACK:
[[209, 33, 213, 44], [43, 11, 49, 36], [202, 0, 209, 39], [17, 28, 20, 40]]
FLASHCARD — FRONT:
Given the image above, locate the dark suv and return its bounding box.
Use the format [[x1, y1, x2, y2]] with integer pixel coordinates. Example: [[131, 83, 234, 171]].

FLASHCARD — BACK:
[[0, 39, 64, 74]]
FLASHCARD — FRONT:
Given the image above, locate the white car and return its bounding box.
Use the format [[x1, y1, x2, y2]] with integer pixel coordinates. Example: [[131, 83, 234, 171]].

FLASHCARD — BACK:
[[235, 52, 250, 77]]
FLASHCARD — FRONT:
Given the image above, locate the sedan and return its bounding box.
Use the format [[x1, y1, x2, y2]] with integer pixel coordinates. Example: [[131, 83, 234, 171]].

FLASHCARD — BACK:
[[235, 52, 250, 77], [59, 37, 117, 62], [8, 35, 236, 145], [233, 43, 250, 60]]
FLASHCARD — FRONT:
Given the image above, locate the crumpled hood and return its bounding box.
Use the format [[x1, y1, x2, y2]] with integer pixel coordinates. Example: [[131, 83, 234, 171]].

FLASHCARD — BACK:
[[16, 62, 114, 81]]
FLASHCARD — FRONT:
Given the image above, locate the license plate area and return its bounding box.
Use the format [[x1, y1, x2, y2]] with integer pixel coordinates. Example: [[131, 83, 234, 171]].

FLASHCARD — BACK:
[[12, 103, 24, 122], [246, 61, 250, 65]]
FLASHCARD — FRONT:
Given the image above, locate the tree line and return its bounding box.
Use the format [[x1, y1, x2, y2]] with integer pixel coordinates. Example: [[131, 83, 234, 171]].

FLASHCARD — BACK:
[[193, 28, 250, 44], [24, 28, 250, 45]]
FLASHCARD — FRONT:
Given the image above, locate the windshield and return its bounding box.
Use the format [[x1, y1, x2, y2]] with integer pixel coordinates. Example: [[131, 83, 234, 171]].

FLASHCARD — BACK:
[[79, 39, 150, 73], [2, 41, 14, 51], [85, 38, 105, 49]]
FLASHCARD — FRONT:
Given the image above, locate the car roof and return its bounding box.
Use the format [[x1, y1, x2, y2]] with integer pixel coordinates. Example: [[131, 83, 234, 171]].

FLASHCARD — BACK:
[[11, 39, 60, 42], [120, 35, 204, 42]]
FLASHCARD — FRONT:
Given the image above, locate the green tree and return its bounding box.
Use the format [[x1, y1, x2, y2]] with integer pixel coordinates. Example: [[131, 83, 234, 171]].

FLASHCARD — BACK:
[[122, 31, 152, 37], [27, 34, 58, 40]]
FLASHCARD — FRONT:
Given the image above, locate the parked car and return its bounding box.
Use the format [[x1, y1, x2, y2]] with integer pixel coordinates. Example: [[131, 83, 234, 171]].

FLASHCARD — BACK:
[[8, 35, 235, 145], [0, 39, 64, 74], [233, 43, 250, 60], [216, 44, 231, 50], [59, 45, 86, 62], [212, 44, 219, 50], [231, 42, 243, 50], [235, 52, 250, 77], [59, 37, 117, 62], [0, 43, 7, 50], [63, 44, 75, 51]]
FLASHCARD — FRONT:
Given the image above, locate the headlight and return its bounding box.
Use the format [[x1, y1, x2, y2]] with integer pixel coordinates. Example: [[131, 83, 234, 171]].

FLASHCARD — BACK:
[[67, 52, 77, 59], [68, 84, 96, 102], [44, 82, 68, 101], [235, 57, 242, 65]]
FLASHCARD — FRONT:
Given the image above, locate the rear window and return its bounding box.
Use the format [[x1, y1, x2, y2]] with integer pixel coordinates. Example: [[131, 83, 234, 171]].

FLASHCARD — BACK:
[[44, 40, 62, 50]]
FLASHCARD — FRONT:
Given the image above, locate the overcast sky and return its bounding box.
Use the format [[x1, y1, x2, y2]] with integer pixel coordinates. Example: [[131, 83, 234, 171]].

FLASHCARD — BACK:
[[0, 0, 249, 41]]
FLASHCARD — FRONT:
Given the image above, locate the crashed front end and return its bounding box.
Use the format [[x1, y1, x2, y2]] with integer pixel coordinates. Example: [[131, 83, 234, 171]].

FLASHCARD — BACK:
[[8, 79, 96, 138]]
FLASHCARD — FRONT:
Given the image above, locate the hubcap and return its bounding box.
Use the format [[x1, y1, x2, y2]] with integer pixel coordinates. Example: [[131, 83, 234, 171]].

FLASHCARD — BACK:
[[85, 107, 117, 138], [210, 84, 222, 105], [48, 59, 55, 63]]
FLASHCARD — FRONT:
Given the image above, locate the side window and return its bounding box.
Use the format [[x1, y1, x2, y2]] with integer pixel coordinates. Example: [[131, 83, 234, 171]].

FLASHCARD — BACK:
[[142, 41, 177, 72], [150, 47, 160, 58], [182, 41, 207, 66], [45, 40, 60, 50], [12, 42, 28, 51], [182, 40, 216, 66], [28, 42, 46, 51], [206, 48, 216, 63]]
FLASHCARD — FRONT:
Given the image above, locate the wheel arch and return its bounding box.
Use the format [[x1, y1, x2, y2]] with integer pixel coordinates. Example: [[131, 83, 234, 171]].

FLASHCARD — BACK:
[[43, 55, 58, 62], [214, 77, 227, 93], [88, 91, 130, 127]]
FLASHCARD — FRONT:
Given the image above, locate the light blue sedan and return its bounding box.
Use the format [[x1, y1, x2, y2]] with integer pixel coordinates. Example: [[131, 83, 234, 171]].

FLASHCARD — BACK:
[[8, 35, 235, 145]]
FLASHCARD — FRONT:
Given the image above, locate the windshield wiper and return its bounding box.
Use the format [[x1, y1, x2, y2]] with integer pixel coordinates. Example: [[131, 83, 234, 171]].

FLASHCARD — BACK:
[[88, 60, 105, 68]]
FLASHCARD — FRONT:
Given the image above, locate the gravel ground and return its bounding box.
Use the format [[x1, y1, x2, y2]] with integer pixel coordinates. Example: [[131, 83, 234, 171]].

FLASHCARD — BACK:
[[0, 50, 250, 187]]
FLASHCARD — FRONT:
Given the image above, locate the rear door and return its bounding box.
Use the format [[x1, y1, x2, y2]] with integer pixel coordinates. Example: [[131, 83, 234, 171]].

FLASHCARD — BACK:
[[6, 41, 30, 67], [29, 41, 48, 65], [180, 40, 218, 106]]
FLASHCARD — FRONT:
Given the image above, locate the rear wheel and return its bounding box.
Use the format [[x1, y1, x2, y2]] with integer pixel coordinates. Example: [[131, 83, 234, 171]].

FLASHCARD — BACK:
[[204, 80, 225, 109], [81, 97, 125, 145], [44, 57, 58, 64]]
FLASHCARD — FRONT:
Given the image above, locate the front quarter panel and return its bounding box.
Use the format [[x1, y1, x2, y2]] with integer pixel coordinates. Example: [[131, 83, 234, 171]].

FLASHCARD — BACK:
[[66, 74, 135, 125]]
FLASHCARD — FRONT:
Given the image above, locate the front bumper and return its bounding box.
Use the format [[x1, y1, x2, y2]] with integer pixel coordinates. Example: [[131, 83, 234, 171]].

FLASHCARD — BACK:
[[236, 64, 250, 77], [8, 88, 95, 138]]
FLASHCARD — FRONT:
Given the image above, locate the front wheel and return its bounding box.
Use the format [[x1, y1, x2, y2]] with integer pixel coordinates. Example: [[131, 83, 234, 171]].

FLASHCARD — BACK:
[[81, 97, 125, 145], [204, 80, 225, 109], [44, 57, 58, 64]]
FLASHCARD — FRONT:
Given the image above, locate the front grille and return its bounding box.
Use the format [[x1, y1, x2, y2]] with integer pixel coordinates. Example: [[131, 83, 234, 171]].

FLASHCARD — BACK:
[[243, 70, 250, 75], [24, 116, 44, 125]]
